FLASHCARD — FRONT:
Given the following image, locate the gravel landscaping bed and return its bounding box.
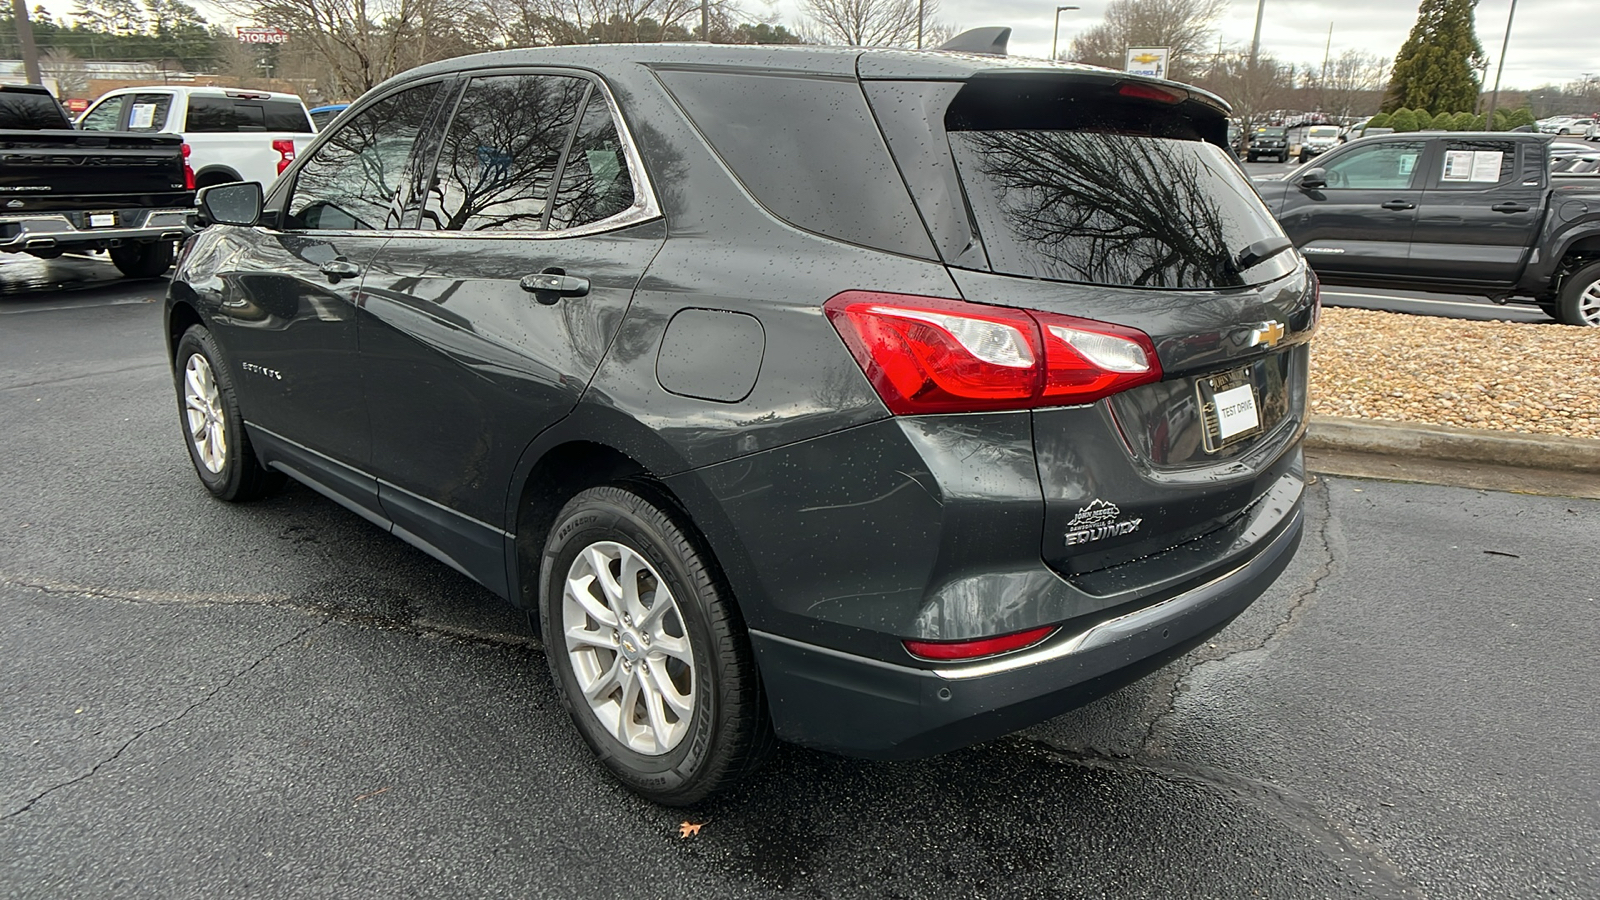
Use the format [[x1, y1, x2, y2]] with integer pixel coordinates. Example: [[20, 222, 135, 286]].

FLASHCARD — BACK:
[[1310, 307, 1600, 440]]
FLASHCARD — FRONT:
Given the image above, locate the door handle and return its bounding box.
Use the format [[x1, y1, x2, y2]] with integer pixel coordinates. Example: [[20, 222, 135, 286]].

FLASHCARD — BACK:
[[519, 268, 590, 305], [1380, 200, 1416, 210], [1491, 202, 1530, 213], [318, 258, 362, 283]]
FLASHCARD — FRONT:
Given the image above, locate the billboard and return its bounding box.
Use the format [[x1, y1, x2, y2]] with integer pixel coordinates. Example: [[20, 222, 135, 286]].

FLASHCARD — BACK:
[[237, 27, 289, 44], [1124, 48, 1170, 79]]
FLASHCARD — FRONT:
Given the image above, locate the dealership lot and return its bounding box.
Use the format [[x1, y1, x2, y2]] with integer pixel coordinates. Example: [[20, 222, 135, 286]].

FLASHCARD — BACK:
[[2, 261, 1597, 898]]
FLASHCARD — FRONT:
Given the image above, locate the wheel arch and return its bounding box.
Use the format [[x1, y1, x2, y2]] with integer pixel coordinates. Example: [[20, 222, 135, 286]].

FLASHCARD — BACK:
[[503, 406, 761, 623], [165, 291, 205, 364], [193, 165, 244, 188]]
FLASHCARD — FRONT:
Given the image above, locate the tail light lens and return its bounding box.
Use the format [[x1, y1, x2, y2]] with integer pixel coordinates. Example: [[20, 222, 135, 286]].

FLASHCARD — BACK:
[[824, 291, 1162, 414], [181, 142, 194, 190], [905, 626, 1058, 661], [272, 139, 296, 174]]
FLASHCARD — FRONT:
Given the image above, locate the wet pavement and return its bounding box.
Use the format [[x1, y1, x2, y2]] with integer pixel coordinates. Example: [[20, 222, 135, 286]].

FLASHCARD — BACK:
[[1, 280, 1597, 898]]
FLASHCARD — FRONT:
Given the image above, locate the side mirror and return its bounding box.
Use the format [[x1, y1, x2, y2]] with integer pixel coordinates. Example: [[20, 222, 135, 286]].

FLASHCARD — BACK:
[[1297, 167, 1327, 190], [196, 182, 263, 227]]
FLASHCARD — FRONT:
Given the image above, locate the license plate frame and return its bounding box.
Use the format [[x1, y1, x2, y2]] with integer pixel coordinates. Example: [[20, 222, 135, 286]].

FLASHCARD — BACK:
[[87, 212, 117, 228], [1197, 366, 1263, 453]]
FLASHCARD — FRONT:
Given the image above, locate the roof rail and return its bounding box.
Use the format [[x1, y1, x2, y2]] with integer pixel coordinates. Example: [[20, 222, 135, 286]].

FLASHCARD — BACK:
[[936, 27, 1010, 56]]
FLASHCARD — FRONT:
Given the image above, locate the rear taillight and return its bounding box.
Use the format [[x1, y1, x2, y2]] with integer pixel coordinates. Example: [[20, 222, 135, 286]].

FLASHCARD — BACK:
[[181, 142, 194, 190], [904, 626, 1058, 661], [824, 291, 1162, 415], [272, 139, 296, 174]]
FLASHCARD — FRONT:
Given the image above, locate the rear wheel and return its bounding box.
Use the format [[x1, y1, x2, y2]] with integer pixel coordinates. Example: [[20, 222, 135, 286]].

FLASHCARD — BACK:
[[111, 241, 175, 278], [173, 326, 283, 500], [1556, 261, 1600, 327], [540, 485, 772, 805]]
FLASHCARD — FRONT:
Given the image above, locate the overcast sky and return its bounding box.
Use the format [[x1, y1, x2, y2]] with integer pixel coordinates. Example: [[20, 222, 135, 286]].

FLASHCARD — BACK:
[[37, 0, 1594, 92]]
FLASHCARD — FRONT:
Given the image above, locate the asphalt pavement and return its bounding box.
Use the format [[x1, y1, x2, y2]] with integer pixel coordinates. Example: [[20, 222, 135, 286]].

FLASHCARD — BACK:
[[2, 258, 1598, 899]]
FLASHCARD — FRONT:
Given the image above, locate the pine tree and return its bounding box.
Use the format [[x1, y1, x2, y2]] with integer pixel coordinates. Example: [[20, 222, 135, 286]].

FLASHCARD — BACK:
[[1383, 0, 1485, 114]]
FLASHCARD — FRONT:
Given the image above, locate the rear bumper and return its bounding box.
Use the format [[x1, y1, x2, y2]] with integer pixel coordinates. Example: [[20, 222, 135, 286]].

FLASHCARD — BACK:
[[0, 208, 190, 253], [750, 502, 1302, 759]]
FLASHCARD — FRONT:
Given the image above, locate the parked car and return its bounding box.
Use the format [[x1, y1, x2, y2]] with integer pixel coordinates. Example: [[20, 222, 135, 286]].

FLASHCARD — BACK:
[[1248, 125, 1290, 162], [1539, 116, 1593, 135], [1297, 125, 1340, 162], [0, 83, 190, 276], [169, 36, 1315, 804], [78, 86, 315, 190], [308, 103, 348, 130], [1252, 132, 1600, 326]]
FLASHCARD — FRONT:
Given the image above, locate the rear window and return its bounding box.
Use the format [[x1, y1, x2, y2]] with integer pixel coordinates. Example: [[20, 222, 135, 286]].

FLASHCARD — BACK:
[[947, 87, 1291, 290], [186, 96, 312, 133], [0, 91, 70, 129]]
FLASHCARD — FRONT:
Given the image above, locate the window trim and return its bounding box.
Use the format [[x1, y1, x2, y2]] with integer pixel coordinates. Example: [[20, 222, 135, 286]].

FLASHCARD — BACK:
[[396, 66, 660, 241]]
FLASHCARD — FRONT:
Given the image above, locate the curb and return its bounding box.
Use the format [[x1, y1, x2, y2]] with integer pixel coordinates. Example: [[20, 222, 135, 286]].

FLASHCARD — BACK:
[[1306, 416, 1600, 474]]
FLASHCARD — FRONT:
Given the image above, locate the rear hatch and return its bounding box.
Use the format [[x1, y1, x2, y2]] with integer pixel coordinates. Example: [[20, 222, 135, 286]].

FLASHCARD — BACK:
[[862, 66, 1316, 579]]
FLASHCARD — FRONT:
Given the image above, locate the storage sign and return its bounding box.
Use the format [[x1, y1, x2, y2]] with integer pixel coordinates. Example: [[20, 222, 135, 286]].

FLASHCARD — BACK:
[[236, 27, 289, 44]]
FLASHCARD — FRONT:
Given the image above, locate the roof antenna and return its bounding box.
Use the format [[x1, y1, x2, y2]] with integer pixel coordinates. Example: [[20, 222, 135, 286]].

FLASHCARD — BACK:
[[936, 27, 1011, 56]]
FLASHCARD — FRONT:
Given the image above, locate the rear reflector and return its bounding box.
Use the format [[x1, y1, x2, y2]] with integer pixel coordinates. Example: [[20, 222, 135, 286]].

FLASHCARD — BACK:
[[904, 626, 1058, 661], [824, 291, 1161, 414]]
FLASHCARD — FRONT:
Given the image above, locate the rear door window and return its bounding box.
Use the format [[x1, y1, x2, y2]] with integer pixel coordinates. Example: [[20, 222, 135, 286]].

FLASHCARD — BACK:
[[547, 90, 636, 231], [1429, 139, 1516, 188], [0, 91, 71, 129]]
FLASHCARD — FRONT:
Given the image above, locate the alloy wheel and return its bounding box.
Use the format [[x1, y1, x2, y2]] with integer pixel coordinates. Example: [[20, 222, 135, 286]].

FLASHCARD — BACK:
[[562, 540, 696, 755], [183, 353, 227, 473], [1578, 277, 1600, 327]]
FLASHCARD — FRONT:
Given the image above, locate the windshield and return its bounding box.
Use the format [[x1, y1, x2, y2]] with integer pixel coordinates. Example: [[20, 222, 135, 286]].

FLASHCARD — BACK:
[[950, 131, 1294, 289]]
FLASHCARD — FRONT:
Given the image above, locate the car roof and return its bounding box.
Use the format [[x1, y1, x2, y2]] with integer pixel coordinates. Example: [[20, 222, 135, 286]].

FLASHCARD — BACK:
[[386, 41, 1232, 112]]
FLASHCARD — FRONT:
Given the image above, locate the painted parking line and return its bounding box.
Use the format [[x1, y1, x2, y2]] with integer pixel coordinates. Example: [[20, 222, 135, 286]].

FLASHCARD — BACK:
[[0, 295, 156, 314]]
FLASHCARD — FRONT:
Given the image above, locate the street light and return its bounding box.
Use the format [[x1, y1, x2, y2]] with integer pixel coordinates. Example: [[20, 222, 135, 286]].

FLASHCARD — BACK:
[[1052, 5, 1079, 62]]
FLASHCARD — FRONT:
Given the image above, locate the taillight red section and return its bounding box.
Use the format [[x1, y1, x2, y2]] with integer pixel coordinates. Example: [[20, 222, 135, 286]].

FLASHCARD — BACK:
[[904, 626, 1058, 661], [272, 139, 296, 174], [181, 142, 194, 190], [1118, 82, 1183, 103], [824, 291, 1162, 415]]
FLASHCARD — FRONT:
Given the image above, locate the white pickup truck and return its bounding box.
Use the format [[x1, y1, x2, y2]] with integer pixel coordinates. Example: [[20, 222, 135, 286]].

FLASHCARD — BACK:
[[77, 86, 315, 191]]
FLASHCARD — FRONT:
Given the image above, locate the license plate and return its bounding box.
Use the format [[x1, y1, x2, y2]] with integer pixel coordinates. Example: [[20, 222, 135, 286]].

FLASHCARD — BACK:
[[88, 213, 116, 228], [1197, 367, 1262, 452]]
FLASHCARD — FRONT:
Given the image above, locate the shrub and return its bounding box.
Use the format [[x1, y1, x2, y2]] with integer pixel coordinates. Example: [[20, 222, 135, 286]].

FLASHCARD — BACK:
[[1367, 112, 1393, 128], [1390, 108, 1421, 132]]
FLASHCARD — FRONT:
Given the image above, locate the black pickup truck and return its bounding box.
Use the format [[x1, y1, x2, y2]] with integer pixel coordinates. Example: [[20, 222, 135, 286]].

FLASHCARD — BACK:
[[1251, 132, 1600, 326], [0, 83, 192, 277]]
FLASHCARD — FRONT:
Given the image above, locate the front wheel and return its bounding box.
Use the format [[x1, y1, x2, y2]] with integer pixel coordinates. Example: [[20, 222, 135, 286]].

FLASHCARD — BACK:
[[111, 240, 175, 278], [173, 326, 283, 500], [1556, 261, 1600, 327], [540, 485, 772, 805]]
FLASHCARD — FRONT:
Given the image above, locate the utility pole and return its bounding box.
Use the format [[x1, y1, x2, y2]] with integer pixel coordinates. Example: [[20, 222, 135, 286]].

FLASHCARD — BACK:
[[701, 0, 709, 41], [1320, 22, 1332, 113], [1248, 0, 1267, 66], [11, 0, 43, 86], [1483, 0, 1518, 130], [917, 0, 924, 48]]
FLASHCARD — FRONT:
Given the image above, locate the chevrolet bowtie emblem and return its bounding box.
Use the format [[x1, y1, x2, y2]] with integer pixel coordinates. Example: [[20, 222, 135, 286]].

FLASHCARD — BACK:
[[1249, 320, 1287, 349]]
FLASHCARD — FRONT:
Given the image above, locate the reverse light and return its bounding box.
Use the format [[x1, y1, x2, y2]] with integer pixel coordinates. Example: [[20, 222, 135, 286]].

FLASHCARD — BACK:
[[181, 142, 194, 190], [824, 291, 1162, 415], [904, 626, 1058, 661], [272, 139, 296, 174]]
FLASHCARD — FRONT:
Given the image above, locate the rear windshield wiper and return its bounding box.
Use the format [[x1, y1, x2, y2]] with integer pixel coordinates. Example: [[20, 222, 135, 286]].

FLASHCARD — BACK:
[[1234, 236, 1296, 272]]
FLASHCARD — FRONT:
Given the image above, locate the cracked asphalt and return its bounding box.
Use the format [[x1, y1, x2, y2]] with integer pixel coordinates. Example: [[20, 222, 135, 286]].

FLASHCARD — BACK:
[[3, 265, 1599, 899]]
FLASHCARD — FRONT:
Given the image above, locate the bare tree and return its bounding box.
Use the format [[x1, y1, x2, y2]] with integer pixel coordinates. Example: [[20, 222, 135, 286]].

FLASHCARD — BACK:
[[1192, 52, 1294, 147], [1067, 0, 1227, 82], [39, 48, 92, 99], [490, 0, 739, 45], [1300, 49, 1388, 119], [802, 0, 939, 48]]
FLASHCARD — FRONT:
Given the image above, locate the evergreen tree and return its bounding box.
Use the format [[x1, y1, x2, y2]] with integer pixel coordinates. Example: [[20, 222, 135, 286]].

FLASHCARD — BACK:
[[1383, 0, 1485, 114]]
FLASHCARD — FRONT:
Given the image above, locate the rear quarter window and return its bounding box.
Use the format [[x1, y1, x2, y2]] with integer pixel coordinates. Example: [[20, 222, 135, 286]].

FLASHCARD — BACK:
[[656, 69, 933, 259], [0, 91, 71, 129]]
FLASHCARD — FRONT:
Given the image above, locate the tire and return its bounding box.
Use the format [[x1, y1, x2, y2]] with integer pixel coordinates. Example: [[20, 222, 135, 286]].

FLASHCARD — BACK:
[[110, 240, 175, 278], [173, 326, 283, 501], [1556, 261, 1600, 327], [540, 485, 773, 805]]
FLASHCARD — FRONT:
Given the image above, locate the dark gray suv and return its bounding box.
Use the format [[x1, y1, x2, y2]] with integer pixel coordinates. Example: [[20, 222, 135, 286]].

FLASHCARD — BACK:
[[167, 37, 1316, 804]]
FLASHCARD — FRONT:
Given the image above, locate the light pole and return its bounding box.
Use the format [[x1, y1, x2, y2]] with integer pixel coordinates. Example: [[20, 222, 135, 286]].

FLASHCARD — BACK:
[[1051, 5, 1079, 62], [1483, 0, 1517, 130]]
